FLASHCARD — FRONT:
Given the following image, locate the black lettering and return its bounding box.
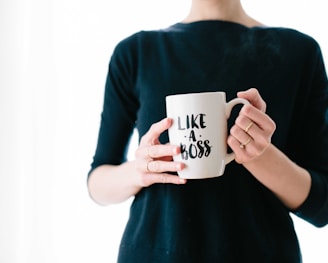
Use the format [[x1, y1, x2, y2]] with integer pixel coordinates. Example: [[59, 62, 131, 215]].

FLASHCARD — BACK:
[[204, 140, 212, 157], [190, 114, 199, 129], [197, 140, 205, 158], [178, 116, 185, 130], [188, 130, 197, 142], [180, 143, 188, 160], [199, 114, 206, 128], [189, 144, 198, 159]]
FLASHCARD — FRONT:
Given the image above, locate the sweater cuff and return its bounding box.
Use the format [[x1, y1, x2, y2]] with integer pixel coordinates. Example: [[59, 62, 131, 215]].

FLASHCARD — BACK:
[[293, 169, 328, 227]]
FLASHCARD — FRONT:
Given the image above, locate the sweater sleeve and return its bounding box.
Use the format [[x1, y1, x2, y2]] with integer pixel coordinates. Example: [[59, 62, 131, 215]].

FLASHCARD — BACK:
[[88, 38, 139, 176], [292, 42, 328, 227]]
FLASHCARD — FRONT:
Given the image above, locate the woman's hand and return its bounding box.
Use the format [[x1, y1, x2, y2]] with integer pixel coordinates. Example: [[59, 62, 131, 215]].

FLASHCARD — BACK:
[[134, 118, 187, 187], [228, 88, 311, 210], [88, 118, 186, 205], [228, 88, 276, 164]]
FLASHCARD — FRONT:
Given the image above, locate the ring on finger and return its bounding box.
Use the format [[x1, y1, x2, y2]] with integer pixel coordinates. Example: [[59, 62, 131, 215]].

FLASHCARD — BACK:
[[245, 121, 254, 133], [240, 136, 252, 149]]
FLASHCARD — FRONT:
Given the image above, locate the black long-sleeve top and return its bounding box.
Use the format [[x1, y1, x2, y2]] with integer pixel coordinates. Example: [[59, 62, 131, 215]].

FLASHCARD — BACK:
[[89, 21, 328, 263]]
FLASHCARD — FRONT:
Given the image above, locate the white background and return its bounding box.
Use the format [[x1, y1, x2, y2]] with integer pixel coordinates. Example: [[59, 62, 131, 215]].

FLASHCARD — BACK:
[[1, 0, 328, 262]]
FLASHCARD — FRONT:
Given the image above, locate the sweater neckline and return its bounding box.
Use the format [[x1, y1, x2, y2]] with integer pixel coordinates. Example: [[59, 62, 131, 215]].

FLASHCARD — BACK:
[[172, 20, 267, 31]]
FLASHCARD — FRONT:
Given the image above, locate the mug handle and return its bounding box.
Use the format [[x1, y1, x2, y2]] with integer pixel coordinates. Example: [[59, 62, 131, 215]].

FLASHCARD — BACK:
[[225, 98, 250, 164]]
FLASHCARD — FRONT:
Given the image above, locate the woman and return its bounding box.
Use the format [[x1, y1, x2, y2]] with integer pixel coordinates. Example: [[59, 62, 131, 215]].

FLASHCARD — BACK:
[[87, 0, 328, 262]]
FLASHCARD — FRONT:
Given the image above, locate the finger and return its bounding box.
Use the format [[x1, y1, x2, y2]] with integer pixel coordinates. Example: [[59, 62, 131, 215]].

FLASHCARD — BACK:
[[234, 115, 262, 138], [135, 144, 179, 162], [233, 114, 274, 153], [143, 144, 180, 159], [228, 133, 265, 162], [227, 135, 253, 163], [143, 173, 187, 185], [239, 104, 276, 133], [159, 174, 187, 184], [237, 88, 266, 112], [140, 118, 172, 145], [145, 160, 184, 173], [230, 125, 254, 148]]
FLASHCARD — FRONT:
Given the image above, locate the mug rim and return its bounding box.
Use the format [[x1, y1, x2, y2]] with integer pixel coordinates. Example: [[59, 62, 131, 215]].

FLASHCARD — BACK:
[[166, 91, 226, 99]]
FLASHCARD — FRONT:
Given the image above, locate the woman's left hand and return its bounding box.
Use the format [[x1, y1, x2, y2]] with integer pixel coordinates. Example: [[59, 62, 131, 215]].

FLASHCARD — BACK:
[[227, 88, 276, 164]]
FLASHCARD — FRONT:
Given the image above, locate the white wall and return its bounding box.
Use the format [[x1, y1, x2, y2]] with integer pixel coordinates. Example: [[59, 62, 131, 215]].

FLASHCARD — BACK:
[[1, 0, 327, 262]]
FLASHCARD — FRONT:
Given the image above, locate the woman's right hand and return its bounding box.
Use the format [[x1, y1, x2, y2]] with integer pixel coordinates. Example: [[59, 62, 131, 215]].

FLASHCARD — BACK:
[[134, 118, 187, 187], [88, 118, 186, 205]]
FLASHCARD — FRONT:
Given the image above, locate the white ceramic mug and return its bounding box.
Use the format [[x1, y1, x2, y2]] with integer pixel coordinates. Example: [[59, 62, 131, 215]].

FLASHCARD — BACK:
[[166, 92, 249, 179]]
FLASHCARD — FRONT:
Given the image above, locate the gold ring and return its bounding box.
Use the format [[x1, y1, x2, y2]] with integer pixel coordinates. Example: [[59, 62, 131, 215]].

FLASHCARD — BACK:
[[240, 136, 252, 149], [245, 121, 254, 133]]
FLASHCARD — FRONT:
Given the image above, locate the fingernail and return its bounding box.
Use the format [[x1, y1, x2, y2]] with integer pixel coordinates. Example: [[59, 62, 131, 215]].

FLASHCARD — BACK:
[[179, 178, 186, 184], [173, 147, 180, 155], [176, 163, 185, 171]]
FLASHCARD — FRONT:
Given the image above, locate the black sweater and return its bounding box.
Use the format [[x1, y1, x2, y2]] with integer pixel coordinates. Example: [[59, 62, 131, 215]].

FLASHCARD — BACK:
[[89, 21, 328, 263]]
